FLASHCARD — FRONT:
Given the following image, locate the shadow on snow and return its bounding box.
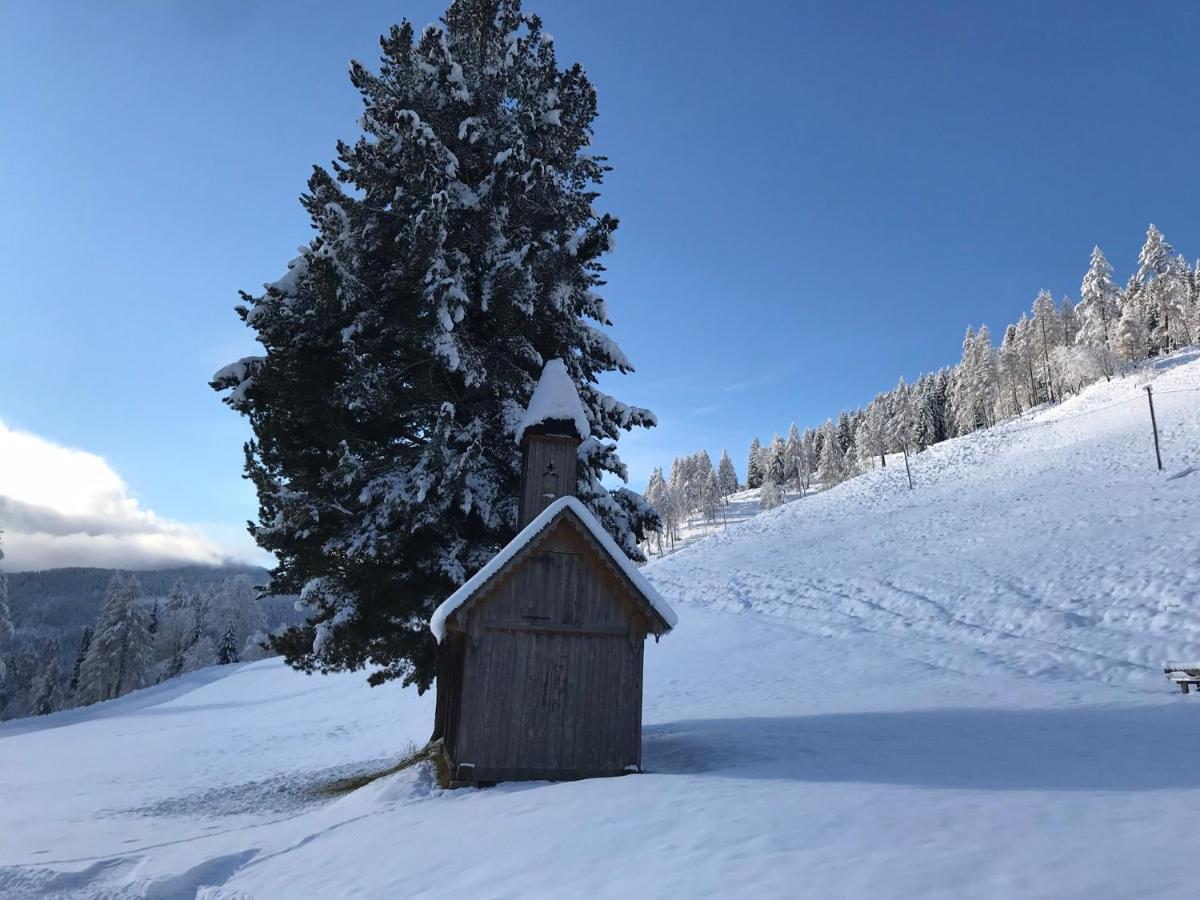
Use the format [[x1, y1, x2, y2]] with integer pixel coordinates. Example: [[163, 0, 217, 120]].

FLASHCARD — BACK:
[[644, 703, 1200, 791], [0, 661, 267, 739]]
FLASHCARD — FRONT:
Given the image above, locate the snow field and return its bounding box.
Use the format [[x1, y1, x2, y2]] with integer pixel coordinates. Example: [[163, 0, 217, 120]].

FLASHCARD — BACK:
[[2, 350, 1199, 898]]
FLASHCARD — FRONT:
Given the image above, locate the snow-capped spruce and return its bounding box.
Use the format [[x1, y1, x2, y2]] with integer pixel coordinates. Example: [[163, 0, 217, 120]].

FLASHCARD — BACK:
[[217, 623, 240, 665], [717, 449, 738, 497], [817, 419, 845, 486], [1075, 246, 1120, 376], [75, 574, 154, 706], [758, 479, 784, 511], [746, 437, 765, 489], [211, 0, 657, 691]]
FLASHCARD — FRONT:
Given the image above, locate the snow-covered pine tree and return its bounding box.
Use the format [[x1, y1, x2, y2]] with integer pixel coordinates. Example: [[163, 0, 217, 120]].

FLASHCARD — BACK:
[[212, 1, 657, 691], [835, 411, 856, 459], [1013, 314, 1039, 408], [155, 581, 194, 682], [817, 420, 845, 487], [910, 374, 932, 448], [1162, 254, 1194, 351], [865, 397, 889, 467], [241, 632, 274, 663], [799, 428, 816, 492], [888, 377, 915, 454], [169, 587, 220, 674], [716, 449, 738, 497], [957, 325, 1000, 433], [759, 479, 785, 511], [888, 377, 917, 489], [217, 623, 240, 665], [746, 437, 764, 489], [782, 424, 804, 493], [29, 640, 65, 716], [69, 626, 92, 696], [1059, 296, 1079, 346], [667, 455, 689, 530], [1115, 302, 1149, 362], [766, 435, 787, 485], [642, 467, 670, 555], [952, 326, 980, 434], [208, 576, 266, 659], [1136, 224, 1175, 283], [1135, 224, 1181, 355], [1190, 260, 1200, 345], [181, 631, 217, 674], [76, 574, 154, 705], [997, 324, 1026, 417], [0, 649, 36, 720], [691, 450, 716, 510], [1076, 246, 1120, 378], [975, 325, 1000, 425], [1050, 343, 1105, 395], [1191, 260, 1200, 343], [700, 469, 723, 524], [854, 418, 876, 472], [917, 369, 952, 446], [1031, 291, 1063, 402]]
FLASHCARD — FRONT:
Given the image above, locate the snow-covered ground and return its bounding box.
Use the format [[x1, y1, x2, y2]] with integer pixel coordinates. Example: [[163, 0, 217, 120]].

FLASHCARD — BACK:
[[3, 351, 1199, 899]]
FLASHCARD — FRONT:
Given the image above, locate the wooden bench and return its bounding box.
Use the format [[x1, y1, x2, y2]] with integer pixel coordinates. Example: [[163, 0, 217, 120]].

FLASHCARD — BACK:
[[1164, 664, 1200, 693]]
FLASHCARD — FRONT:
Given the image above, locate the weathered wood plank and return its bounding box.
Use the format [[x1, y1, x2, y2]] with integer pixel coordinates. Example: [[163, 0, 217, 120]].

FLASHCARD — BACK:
[[444, 510, 654, 782], [484, 622, 630, 636], [518, 435, 578, 527]]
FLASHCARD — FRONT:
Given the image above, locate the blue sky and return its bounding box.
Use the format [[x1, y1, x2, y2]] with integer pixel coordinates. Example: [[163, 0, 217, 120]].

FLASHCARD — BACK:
[[2, 0, 1199, 569]]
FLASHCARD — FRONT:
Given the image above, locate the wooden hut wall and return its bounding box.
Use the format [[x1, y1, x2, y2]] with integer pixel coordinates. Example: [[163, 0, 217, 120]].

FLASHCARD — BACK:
[[451, 520, 649, 780]]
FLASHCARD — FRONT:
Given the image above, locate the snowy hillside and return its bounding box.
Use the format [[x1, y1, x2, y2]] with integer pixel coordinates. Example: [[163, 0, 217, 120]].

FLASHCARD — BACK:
[[642, 485, 804, 560], [2, 351, 1200, 899], [651, 348, 1200, 686]]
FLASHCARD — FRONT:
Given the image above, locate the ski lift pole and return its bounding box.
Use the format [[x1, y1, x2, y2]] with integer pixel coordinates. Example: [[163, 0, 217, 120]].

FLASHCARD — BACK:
[[1145, 385, 1163, 471]]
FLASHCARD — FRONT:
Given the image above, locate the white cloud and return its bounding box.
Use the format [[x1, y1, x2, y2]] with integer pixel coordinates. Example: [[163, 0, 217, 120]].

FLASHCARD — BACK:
[[0, 419, 243, 572]]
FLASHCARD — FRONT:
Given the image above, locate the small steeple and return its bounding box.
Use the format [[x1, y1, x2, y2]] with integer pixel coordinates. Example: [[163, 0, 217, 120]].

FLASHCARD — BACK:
[[516, 360, 588, 527]]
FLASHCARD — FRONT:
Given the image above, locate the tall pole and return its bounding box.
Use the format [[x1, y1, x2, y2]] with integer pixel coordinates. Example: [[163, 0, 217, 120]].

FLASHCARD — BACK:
[[1145, 385, 1163, 471], [901, 445, 914, 491]]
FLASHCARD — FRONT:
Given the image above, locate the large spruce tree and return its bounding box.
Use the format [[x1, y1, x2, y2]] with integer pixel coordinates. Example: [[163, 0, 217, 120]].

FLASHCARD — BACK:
[[213, 0, 657, 691], [76, 574, 153, 706]]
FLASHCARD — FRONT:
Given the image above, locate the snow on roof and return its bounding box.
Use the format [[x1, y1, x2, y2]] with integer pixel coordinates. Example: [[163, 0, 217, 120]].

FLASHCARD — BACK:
[[430, 496, 677, 641], [514, 359, 591, 445], [1165, 662, 1200, 672]]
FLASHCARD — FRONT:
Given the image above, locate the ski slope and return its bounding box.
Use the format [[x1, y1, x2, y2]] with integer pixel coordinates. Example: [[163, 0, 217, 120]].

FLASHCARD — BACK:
[[2, 351, 1199, 899], [651, 348, 1200, 687]]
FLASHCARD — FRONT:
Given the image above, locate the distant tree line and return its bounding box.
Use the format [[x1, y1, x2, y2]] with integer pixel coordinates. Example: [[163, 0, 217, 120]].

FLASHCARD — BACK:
[[0, 566, 278, 721], [644, 225, 1199, 533], [642, 450, 739, 555]]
